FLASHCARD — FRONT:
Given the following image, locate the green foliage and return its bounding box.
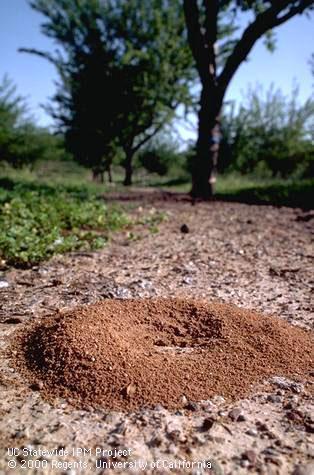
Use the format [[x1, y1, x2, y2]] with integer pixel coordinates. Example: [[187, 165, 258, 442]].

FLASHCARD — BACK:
[[0, 75, 68, 168], [138, 140, 181, 177], [220, 85, 314, 178], [0, 181, 129, 267]]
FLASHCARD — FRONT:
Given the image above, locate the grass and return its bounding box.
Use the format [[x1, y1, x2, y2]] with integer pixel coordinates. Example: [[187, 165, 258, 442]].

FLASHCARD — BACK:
[[147, 173, 313, 209], [215, 174, 314, 209]]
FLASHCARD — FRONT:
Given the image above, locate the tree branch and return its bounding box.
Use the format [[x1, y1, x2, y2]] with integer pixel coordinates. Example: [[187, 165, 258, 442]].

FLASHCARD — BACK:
[[203, 0, 219, 80], [132, 121, 165, 154], [218, 0, 314, 98], [183, 0, 207, 80], [19, 47, 57, 65]]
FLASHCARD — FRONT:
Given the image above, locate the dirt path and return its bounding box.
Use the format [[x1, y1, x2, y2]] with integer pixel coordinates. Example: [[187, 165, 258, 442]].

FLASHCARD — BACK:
[[0, 198, 313, 474]]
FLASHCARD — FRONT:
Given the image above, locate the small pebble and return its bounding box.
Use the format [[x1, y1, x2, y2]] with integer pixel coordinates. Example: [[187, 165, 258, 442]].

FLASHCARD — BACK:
[[286, 410, 304, 422], [180, 224, 189, 233], [246, 428, 258, 437], [185, 401, 198, 411], [228, 408, 243, 421], [265, 456, 283, 467], [262, 447, 278, 456], [181, 395, 188, 405], [267, 394, 283, 403], [242, 449, 257, 464], [4, 317, 22, 324], [214, 436, 225, 444], [212, 395, 225, 404], [30, 382, 44, 391], [202, 417, 215, 431]]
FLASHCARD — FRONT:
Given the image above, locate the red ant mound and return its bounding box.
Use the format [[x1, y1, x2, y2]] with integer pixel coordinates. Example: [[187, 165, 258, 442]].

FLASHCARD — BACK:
[[14, 298, 313, 411]]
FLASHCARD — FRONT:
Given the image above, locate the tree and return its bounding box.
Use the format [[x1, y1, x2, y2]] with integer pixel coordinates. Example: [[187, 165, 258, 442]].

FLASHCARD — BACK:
[[0, 75, 26, 165], [0, 75, 63, 168], [183, 0, 314, 199], [23, 0, 195, 185], [220, 84, 314, 177]]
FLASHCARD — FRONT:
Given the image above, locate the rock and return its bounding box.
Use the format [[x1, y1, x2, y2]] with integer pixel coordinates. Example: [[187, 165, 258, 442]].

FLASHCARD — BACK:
[[284, 402, 296, 410], [30, 382, 44, 391], [228, 408, 243, 421], [242, 449, 257, 464], [262, 447, 278, 456], [213, 436, 225, 444], [0, 280, 9, 289], [202, 417, 215, 431], [4, 317, 23, 324], [180, 224, 189, 234], [212, 395, 225, 404], [286, 410, 304, 422], [246, 428, 258, 437], [292, 463, 314, 475], [305, 420, 314, 434], [264, 456, 283, 467], [269, 376, 304, 393], [267, 394, 283, 403], [185, 401, 198, 411], [126, 384, 137, 397], [181, 395, 188, 405]]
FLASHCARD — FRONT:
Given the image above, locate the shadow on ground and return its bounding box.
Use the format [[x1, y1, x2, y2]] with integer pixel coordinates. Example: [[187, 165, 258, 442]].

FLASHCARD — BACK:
[[103, 179, 313, 210], [217, 180, 314, 210]]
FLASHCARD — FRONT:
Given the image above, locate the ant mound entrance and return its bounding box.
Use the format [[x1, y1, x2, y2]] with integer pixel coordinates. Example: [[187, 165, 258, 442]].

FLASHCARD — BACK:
[[14, 298, 313, 411]]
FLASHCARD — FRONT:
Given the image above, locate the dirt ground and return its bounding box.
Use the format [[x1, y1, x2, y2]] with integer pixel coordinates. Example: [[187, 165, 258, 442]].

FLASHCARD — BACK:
[[0, 193, 313, 475]]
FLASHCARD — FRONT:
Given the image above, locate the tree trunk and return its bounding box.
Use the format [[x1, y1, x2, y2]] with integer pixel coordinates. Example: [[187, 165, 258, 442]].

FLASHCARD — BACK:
[[123, 150, 133, 186], [92, 169, 98, 182], [107, 164, 112, 183], [191, 85, 221, 200]]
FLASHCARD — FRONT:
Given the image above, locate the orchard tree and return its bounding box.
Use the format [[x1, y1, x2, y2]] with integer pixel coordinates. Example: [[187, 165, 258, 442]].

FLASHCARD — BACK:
[[0, 75, 62, 168], [22, 0, 195, 185], [183, 0, 314, 199]]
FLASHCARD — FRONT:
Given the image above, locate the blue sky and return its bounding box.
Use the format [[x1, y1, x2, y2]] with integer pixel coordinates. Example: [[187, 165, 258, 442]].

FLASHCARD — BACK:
[[0, 0, 313, 141]]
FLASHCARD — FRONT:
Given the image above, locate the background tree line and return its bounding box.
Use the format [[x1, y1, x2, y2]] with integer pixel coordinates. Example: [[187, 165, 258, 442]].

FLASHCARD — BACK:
[[1, 75, 312, 182], [0, 0, 313, 192]]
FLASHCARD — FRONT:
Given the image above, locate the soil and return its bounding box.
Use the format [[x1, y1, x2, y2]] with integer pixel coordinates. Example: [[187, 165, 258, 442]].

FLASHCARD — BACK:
[[13, 298, 313, 411], [0, 194, 313, 475]]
